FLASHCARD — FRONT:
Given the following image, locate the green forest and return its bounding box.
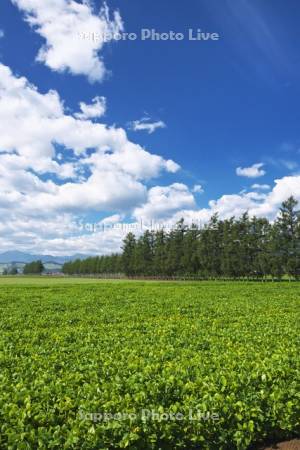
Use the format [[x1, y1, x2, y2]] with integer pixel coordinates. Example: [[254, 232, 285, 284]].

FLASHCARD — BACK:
[[62, 196, 300, 279]]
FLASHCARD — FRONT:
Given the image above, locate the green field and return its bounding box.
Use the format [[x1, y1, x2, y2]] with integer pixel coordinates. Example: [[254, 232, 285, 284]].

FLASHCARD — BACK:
[[0, 278, 299, 449]]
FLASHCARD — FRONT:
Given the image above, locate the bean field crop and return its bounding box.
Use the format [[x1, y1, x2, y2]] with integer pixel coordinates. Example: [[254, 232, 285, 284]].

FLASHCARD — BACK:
[[0, 278, 299, 449]]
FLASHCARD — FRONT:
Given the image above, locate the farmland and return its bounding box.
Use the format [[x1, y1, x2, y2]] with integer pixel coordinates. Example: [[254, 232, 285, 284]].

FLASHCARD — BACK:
[[0, 278, 299, 449]]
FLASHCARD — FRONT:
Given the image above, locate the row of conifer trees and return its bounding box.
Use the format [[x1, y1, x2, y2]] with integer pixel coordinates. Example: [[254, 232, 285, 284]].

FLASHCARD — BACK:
[[62, 196, 300, 279]]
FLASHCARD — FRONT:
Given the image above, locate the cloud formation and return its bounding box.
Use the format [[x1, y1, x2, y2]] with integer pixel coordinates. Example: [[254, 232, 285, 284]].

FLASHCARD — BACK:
[[251, 183, 271, 190], [75, 96, 106, 120], [171, 176, 300, 226], [0, 58, 299, 255], [11, 0, 123, 82], [0, 62, 179, 221], [133, 183, 196, 221], [192, 184, 204, 194], [236, 163, 266, 178]]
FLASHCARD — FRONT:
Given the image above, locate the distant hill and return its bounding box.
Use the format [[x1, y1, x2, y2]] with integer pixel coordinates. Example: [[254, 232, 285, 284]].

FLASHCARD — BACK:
[[0, 251, 90, 264], [0, 261, 63, 274]]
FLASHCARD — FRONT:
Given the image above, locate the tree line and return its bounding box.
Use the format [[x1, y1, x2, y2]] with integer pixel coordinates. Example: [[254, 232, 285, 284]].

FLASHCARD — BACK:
[[62, 196, 300, 280], [2, 260, 45, 275], [3, 265, 18, 275], [23, 260, 44, 275]]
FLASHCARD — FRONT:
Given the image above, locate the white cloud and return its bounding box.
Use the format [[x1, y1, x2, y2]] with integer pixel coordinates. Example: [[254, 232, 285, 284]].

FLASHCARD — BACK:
[[251, 183, 271, 190], [75, 96, 106, 120], [85, 143, 179, 182], [236, 163, 266, 178], [133, 183, 196, 221], [0, 29, 4, 39], [131, 118, 166, 134], [0, 174, 299, 255], [99, 214, 124, 226], [192, 184, 204, 193], [0, 63, 298, 255], [0, 62, 182, 255], [0, 62, 180, 242], [171, 176, 300, 226], [0, 214, 130, 256], [11, 0, 123, 82]]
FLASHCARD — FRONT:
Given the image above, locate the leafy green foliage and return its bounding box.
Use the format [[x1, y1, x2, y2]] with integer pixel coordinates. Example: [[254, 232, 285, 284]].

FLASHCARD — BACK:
[[0, 279, 299, 449]]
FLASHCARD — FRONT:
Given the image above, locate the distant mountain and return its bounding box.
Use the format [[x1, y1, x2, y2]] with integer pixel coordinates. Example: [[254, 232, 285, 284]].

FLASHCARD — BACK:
[[0, 251, 90, 264]]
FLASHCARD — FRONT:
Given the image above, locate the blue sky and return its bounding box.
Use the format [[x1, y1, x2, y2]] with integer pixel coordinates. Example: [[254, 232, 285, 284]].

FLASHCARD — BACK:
[[0, 0, 299, 255]]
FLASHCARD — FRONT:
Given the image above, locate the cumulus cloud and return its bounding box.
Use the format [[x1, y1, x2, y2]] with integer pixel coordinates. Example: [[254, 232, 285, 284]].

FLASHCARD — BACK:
[[133, 183, 196, 221], [0, 214, 130, 256], [0, 29, 4, 39], [192, 184, 204, 193], [85, 144, 179, 182], [11, 0, 123, 82], [0, 63, 298, 255], [0, 62, 180, 255], [251, 183, 271, 190], [0, 61, 298, 256], [75, 96, 106, 120], [0, 62, 182, 255], [0, 65, 180, 188], [236, 163, 266, 178], [1, 175, 299, 255], [130, 117, 166, 134], [99, 214, 124, 226], [171, 176, 300, 226]]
